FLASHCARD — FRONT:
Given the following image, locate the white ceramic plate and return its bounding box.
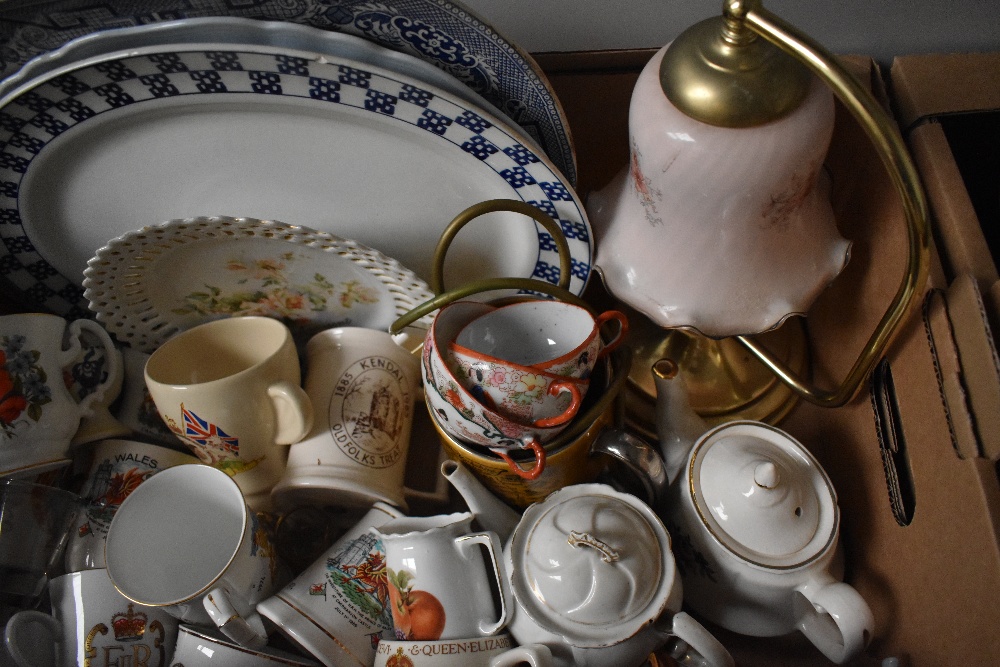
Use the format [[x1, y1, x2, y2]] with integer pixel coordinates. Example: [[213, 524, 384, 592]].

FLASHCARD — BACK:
[[0, 16, 533, 146], [0, 0, 577, 184], [0, 47, 592, 318], [82, 216, 436, 353]]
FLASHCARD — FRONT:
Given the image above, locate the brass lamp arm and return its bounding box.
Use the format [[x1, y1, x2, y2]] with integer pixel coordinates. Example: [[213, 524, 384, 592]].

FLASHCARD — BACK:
[[730, 0, 931, 407]]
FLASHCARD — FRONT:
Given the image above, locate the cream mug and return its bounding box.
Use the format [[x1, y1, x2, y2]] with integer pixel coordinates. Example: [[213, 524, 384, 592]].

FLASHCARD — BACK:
[[144, 316, 313, 502], [271, 327, 420, 511], [0, 314, 120, 478], [3, 568, 179, 667], [105, 464, 283, 650]]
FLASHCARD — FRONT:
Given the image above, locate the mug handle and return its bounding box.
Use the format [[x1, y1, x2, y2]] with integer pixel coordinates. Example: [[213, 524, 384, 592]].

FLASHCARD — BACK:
[[3, 610, 60, 667], [490, 643, 554, 667], [204, 587, 269, 650], [663, 611, 735, 667], [533, 380, 583, 428], [66, 319, 123, 419], [794, 573, 874, 664], [594, 310, 629, 360], [268, 380, 314, 445], [455, 531, 510, 637]]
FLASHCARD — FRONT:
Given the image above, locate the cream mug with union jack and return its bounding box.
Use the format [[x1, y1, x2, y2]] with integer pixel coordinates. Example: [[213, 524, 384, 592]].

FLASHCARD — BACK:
[[143, 316, 313, 508]]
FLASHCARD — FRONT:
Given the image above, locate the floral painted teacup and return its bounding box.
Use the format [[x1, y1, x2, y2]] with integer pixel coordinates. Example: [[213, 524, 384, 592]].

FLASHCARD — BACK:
[[453, 301, 628, 381], [447, 342, 585, 428], [0, 313, 120, 478]]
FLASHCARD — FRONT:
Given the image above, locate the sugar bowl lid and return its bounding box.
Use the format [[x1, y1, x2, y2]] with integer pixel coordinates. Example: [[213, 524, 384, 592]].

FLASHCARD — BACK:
[[507, 483, 676, 647], [690, 421, 839, 569]]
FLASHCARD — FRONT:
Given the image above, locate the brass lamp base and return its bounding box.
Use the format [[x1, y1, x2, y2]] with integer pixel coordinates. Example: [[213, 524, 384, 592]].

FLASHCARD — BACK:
[[623, 306, 808, 438]]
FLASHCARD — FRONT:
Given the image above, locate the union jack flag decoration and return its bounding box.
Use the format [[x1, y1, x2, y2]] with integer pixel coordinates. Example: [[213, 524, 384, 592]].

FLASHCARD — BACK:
[[181, 405, 239, 455]]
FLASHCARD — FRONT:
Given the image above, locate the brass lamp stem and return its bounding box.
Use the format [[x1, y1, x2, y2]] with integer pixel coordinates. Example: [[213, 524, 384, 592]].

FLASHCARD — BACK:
[[730, 3, 931, 407]]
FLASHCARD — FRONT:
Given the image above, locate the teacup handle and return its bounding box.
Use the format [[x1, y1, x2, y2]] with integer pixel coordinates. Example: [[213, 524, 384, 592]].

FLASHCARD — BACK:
[[492, 440, 546, 480], [204, 586, 268, 650], [794, 573, 874, 664], [662, 611, 735, 667], [455, 530, 510, 637], [594, 310, 629, 360], [268, 380, 314, 445], [490, 643, 553, 667], [532, 379, 583, 428], [3, 610, 60, 667], [66, 319, 123, 419]]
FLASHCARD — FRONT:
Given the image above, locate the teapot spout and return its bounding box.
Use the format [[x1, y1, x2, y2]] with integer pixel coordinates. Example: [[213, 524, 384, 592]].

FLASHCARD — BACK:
[[441, 459, 521, 542], [653, 358, 708, 486]]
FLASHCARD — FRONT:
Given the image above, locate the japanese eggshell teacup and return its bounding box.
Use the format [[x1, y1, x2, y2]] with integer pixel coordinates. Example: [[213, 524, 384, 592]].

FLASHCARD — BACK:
[[447, 342, 586, 429], [453, 301, 627, 380], [422, 301, 569, 479]]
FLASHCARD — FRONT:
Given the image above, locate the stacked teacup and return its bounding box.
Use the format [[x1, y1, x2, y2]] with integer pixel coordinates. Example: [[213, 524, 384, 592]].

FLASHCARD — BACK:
[[422, 299, 627, 483]]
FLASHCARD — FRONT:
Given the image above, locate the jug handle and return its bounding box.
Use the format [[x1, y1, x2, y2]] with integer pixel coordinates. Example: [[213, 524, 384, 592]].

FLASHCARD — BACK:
[[456, 530, 510, 637], [726, 0, 930, 407]]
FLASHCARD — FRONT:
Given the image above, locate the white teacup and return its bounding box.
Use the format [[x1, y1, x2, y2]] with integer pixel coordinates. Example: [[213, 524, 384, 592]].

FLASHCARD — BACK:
[[144, 316, 313, 501], [64, 439, 198, 572], [3, 568, 179, 667], [258, 502, 404, 667], [105, 464, 283, 649], [371, 513, 509, 641], [0, 314, 120, 478], [373, 635, 553, 667], [168, 624, 318, 666], [271, 327, 420, 511]]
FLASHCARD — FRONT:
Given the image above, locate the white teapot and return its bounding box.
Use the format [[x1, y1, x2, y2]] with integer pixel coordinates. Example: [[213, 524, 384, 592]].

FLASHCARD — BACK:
[[652, 358, 874, 664], [501, 482, 734, 667]]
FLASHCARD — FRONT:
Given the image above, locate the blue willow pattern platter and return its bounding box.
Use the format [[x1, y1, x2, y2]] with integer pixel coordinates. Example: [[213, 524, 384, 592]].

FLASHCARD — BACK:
[[82, 216, 437, 352], [0, 48, 592, 319], [0, 0, 576, 185]]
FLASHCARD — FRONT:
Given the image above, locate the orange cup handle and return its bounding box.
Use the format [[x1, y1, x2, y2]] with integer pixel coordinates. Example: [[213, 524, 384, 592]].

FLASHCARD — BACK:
[[595, 310, 629, 359], [533, 380, 582, 428], [494, 441, 547, 480]]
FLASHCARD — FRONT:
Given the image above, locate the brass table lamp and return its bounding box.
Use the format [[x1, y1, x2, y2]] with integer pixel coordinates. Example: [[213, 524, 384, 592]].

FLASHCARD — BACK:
[[587, 0, 930, 423]]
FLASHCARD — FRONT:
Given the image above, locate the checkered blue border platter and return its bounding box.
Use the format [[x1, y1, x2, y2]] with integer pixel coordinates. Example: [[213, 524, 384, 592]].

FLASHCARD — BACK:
[[0, 49, 592, 318], [0, 0, 576, 185]]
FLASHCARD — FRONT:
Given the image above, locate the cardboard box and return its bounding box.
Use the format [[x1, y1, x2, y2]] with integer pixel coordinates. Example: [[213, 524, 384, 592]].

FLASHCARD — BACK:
[[536, 50, 1000, 665]]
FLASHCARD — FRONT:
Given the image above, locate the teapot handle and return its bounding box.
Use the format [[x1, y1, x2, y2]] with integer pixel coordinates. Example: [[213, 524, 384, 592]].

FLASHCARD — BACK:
[[728, 0, 930, 407], [794, 572, 875, 664]]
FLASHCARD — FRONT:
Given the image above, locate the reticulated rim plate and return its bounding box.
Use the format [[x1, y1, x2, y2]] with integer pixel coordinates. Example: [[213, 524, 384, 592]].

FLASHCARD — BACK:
[[82, 216, 436, 352]]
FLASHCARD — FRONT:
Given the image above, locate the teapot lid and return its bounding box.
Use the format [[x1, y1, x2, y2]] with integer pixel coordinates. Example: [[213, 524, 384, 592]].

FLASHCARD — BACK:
[[508, 483, 675, 647], [690, 421, 838, 568]]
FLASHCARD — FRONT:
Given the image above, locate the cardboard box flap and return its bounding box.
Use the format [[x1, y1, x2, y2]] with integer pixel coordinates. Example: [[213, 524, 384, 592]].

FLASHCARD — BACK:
[[891, 53, 1000, 131]]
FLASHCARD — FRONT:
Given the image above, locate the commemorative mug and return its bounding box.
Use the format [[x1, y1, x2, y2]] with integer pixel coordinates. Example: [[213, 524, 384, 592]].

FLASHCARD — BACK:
[[371, 513, 509, 641], [0, 480, 79, 614], [258, 502, 404, 667], [144, 316, 313, 502], [64, 439, 198, 572], [112, 347, 179, 448], [105, 464, 283, 649], [0, 314, 120, 478], [3, 568, 178, 667], [373, 635, 553, 667], [271, 327, 420, 511]]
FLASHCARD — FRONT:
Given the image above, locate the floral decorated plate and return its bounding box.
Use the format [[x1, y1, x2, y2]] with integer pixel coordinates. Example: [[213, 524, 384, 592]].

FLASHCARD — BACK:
[[81, 216, 436, 353]]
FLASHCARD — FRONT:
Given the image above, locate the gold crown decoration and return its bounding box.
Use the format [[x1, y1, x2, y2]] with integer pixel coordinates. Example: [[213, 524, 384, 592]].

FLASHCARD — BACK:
[[111, 604, 148, 642]]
